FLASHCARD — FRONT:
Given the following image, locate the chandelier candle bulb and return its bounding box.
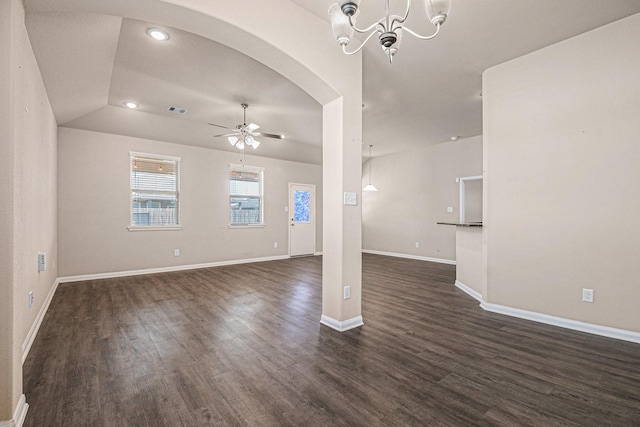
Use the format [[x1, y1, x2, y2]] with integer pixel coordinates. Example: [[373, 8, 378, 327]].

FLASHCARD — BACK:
[[329, 3, 354, 46]]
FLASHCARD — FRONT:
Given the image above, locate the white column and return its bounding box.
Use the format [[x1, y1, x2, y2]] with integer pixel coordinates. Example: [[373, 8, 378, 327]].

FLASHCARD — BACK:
[[321, 92, 363, 331]]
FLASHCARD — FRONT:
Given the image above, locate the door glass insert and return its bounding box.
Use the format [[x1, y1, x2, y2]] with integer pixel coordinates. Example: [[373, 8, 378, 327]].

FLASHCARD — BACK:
[[294, 190, 311, 223]]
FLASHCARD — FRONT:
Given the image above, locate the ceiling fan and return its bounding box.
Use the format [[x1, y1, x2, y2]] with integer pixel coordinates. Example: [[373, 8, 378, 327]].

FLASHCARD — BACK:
[[208, 103, 284, 150]]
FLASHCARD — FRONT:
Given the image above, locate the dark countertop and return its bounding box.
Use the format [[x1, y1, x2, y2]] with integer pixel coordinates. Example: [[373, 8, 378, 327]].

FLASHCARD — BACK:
[[437, 222, 483, 227]]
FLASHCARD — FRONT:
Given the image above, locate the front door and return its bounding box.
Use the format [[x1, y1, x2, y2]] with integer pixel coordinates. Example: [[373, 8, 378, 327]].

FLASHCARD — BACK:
[[289, 183, 316, 257]]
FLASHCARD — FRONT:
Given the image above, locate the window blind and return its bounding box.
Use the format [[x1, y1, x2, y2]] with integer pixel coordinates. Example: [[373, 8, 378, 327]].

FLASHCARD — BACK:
[[130, 154, 180, 226], [229, 165, 263, 226]]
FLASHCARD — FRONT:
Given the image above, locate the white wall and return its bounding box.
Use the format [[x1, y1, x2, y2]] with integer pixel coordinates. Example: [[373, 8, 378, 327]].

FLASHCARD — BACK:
[[0, 0, 58, 421], [362, 136, 483, 262], [58, 127, 322, 277], [483, 13, 640, 332]]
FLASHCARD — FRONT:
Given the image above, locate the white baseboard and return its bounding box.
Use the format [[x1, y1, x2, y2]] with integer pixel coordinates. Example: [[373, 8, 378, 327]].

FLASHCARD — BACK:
[[58, 255, 291, 283], [13, 395, 27, 427], [455, 280, 640, 345], [0, 395, 28, 427], [22, 279, 60, 364], [320, 315, 364, 332], [362, 249, 456, 265], [480, 301, 640, 344], [454, 280, 482, 302]]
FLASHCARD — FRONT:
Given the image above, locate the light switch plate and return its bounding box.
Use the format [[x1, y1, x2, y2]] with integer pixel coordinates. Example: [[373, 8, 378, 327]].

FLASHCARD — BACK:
[[582, 288, 594, 303], [343, 192, 357, 206], [38, 253, 46, 272]]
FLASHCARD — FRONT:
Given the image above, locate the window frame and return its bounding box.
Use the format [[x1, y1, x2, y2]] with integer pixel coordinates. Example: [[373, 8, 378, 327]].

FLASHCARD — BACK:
[[228, 163, 265, 228], [128, 151, 182, 231]]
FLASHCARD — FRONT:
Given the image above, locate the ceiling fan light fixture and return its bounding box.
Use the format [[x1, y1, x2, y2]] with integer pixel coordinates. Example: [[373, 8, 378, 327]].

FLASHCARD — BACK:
[[211, 103, 282, 151]]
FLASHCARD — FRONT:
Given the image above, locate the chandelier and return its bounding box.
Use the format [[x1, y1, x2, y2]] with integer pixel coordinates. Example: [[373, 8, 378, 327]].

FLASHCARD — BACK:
[[328, 0, 451, 63]]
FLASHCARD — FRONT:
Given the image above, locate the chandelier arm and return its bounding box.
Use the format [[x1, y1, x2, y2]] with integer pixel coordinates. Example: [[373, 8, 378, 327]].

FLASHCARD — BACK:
[[342, 30, 380, 55], [348, 14, 383, 34], [402, 23, 441, 40], [392, 0, 412, 26]]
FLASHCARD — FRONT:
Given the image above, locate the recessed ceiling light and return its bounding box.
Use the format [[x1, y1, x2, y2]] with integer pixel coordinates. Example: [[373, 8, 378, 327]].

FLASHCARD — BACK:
[[124, 102, 138, 109], [146, 28, 169, 41], [450, 136, 459, 141]]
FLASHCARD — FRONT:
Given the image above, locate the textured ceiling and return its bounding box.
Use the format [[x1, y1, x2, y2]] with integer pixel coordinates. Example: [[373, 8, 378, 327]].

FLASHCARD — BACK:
[[25, 1, 640, 163]]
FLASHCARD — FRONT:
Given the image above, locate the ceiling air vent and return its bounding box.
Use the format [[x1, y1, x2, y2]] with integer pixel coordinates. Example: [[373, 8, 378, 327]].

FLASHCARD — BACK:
[[167, 106, 188, 114]]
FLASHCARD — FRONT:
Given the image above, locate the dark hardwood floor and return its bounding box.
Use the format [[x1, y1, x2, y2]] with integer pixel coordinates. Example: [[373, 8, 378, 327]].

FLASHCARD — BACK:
[[23, 254, 640, 426]]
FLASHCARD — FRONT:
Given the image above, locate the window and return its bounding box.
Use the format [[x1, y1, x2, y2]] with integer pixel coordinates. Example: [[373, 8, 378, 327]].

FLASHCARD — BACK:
[[130, 153, 180, 229], [229, 164, 263, 226]]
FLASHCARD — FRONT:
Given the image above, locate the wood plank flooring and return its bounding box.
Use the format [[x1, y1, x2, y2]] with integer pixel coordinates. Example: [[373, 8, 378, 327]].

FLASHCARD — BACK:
[[23, 254, 640, 426]]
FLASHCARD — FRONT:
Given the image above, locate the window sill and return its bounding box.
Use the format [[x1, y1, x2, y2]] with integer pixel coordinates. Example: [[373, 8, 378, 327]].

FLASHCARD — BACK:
[[128, 226, 183, 232], [228, 224, 265, 229]]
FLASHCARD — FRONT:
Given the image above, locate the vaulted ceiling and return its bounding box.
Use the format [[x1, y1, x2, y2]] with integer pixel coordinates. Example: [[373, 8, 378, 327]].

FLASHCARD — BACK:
[[25, 1, 640, 164]]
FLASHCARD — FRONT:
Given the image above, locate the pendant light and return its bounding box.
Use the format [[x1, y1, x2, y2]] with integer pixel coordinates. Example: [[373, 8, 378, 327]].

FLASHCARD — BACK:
[[363, 144, 378, 192]]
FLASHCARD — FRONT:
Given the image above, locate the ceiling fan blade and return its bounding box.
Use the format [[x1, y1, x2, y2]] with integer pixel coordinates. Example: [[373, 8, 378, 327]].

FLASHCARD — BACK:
[[208, 122, 234, 130], [245, 123, 260, 133], [254, 131, 285, 140], [214, 133, 238, 138]]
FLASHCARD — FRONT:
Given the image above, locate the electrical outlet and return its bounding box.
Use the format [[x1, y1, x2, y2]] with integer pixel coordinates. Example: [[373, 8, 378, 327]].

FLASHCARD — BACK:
[[447, 206, 454, 213], [415, 242, 420, 248], [174, 249, 180, 257], [582, 288, 594, 303], [343, 286, 351, 300], [28, 291, 34, 308], [273, 242, 278, 249]]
